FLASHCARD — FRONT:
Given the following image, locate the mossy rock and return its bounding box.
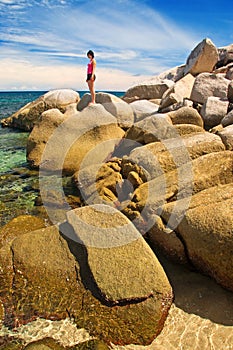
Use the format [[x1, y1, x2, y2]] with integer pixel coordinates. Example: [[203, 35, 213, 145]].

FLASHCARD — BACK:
[[0, 300, 4, 325], [0, 215, 47, 328], [8, 226, 83, 326], [0, 337, 23, 350], [71, 340, 109, 350], [23, 338, 109, 350], [24, 337, 65, 349], [0, 215, 46, 248]]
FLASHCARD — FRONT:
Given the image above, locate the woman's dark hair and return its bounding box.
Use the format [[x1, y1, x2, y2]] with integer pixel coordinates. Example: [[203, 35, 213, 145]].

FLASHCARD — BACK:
[[87, 50, 94, 58]]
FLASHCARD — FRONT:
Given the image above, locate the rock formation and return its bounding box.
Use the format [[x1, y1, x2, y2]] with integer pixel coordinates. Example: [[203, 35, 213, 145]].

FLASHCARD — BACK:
[[27, 104, 124, 174], [0, 208, 173, 345], [1, 89, 80, 131], [1, 37, 233, 348]]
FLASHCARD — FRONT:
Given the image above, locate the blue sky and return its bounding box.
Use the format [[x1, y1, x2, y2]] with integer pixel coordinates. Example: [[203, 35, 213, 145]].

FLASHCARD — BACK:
[[0, 0, 233, 91]]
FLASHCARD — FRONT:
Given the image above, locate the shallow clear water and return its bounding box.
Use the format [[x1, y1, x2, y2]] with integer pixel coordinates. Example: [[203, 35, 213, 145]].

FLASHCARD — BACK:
[[0, 129, 28, 174], [0, 91, 46, 174]]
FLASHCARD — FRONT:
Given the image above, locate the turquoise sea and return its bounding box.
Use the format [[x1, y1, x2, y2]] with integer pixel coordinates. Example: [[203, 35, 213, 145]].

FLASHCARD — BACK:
[[0, 90, 124, 225]]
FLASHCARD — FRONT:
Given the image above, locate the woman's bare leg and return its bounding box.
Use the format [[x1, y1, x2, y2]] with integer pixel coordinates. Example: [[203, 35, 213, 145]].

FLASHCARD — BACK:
[[88, 80, 95, 104]]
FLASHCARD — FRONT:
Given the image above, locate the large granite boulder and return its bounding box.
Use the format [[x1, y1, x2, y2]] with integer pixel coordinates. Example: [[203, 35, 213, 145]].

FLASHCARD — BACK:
[[66, 205, 172, 304], [217, 124, 233, 150], [0, 223, 60, 330], [183, 38, 219, 76], [167, 107, 204, 127], [0, 206, 173, 346], [227, 81, 233, 103], [225, 65, 233, 80], [122, 150, 233, 277], [1, 89, 80, 131], [217, 43, 233, 67], [129, 100, 159, 122], [123, 79, 174, 102], [27, 108, 67, 167], [42, 90, 80, 110], [27, 104, 125, 174], [77, 92, 134, 128], [221, 110, 233, 127], [157, 65, 185, 82], [200, 96, 229, 128], [161, 183, 233, 291], [123, 114, 173, 146], [213, 62, 233, 75], [190, 73, 230, 104], [1, 225, 84, 327], [159, 73, 195, 110]]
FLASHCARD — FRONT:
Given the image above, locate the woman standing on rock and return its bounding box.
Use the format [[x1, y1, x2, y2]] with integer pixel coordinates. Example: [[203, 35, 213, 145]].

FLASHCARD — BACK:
[[86, 50, 96, 104]]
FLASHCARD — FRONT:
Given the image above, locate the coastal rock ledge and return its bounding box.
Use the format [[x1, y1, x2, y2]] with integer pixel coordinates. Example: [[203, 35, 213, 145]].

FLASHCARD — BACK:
[[1, 36, 233, 349]]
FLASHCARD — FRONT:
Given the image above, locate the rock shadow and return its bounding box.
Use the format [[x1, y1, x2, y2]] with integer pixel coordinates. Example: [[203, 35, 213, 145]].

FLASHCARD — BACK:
[[153, 248, 233, 326]]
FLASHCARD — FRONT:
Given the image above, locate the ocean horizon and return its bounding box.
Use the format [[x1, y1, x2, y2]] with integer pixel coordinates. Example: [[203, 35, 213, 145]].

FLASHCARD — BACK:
[[0, 90, 125, 118]]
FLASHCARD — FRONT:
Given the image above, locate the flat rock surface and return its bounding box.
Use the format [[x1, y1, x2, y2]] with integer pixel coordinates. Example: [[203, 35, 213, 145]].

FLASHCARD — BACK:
[[66, 205, 172, 303]]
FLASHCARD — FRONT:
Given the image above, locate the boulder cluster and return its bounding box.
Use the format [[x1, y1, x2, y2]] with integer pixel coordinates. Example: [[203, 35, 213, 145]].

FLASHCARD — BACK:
[[0, 38, 233, 348]]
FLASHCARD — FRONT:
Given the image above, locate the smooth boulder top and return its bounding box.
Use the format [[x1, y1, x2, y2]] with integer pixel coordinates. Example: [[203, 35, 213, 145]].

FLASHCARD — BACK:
[[77, 92, 134, 128], [66, 204, 172, 304], [43, 89, 80, 108]]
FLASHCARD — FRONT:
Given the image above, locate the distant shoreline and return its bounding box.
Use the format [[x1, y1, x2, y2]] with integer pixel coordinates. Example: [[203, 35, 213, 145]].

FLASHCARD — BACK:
[[0, 90, 125, 94]]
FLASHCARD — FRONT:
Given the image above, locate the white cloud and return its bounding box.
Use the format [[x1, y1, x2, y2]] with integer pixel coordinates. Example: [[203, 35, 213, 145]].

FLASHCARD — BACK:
[[66, 0, 197, 51], [0, 0, 15, 3], [38, 50, 137, 62], [39, 0, 67, 8], [96, 50, 138, 61], [0, 0, 32, 10], [39, 51, 86, 58], [0, 58, 149, 91]]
